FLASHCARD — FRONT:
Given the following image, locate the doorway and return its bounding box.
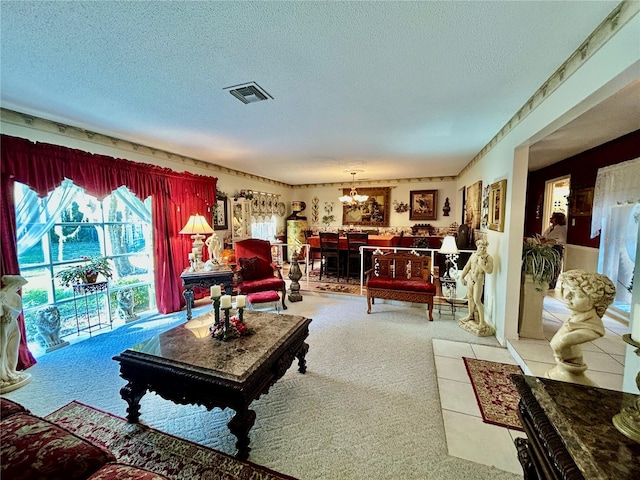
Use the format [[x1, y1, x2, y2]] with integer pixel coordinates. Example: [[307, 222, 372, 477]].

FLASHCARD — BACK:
[[543, 175, 570, 224]]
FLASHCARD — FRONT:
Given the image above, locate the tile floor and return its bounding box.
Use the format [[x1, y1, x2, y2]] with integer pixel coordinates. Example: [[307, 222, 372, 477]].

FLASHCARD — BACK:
[[433, 290, 629, 475]]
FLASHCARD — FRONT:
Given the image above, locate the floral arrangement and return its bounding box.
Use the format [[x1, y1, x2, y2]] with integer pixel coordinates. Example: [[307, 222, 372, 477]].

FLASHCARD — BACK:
[[393, 200, 409, 213], [55, 256, 113, 286], [321, 214, 334, 227], [210, 315, 254, 340]]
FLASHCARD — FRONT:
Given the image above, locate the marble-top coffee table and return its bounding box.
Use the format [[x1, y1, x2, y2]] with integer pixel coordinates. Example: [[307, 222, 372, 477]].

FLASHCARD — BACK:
[[113, 310, 311, 459]]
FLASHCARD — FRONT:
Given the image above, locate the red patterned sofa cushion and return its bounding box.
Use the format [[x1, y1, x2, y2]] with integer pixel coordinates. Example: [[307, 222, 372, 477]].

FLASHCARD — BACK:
[[367, 277, 436, 294], [237, 276, 285, 294], [1, 412, 115, 480], [87, 463, 169, 479], [1, 397, 29, 418]]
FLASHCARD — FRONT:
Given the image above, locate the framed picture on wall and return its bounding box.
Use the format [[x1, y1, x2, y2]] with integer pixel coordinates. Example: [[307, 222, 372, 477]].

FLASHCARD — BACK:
[[464, 181, 482, 230], [409, 190, 437, 221], [569, 187, 594, 216], [213, 197, 228, 230], [342, 187, 391, 227], [488, 179, 507, 232]]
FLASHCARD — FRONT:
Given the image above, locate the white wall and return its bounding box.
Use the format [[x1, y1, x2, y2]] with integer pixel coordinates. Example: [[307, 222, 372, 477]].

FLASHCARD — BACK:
[[457, 11, 640, 345], [294, 179, 460, 232]]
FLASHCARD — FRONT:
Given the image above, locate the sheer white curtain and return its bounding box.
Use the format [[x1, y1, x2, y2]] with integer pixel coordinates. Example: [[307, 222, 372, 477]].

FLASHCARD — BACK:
[[15, 179, 82, 255], [593, 158, 640, 314], [591, 157, 640, 238]]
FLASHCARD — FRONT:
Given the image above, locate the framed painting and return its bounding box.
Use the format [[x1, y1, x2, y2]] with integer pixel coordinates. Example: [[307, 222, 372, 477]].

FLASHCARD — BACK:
[[569, 187, 594, 216], [213, 197, 228, 230], [409, 190, 437, 221], [464, 181, 482, 230], [341, 187, 391, 227], [488, 179, 507, 232]]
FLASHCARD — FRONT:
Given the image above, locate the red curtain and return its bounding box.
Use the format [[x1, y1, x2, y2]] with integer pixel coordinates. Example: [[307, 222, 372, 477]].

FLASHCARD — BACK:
[[1, 175, 37, 369], [1, 134, 217, 368]]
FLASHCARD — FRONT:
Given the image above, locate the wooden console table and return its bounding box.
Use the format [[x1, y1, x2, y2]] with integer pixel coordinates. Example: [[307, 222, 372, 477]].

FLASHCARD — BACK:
[[512, 374, 640, 480], [180, 268, 234, 320]]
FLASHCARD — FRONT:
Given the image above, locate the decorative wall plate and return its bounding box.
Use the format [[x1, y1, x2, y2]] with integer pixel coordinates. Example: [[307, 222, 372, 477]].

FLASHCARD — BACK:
[[277, 202, 286, 217]]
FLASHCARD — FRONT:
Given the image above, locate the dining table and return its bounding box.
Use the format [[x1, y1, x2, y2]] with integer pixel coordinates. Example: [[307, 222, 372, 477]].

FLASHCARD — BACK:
[[307, 234, 442, 250]]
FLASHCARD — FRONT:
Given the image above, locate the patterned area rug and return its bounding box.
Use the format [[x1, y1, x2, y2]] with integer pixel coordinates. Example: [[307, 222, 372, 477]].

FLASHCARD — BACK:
[[463, 358, 524, 431], [307, 269, 361, 285], [45, 401, 298, 480], [312, 283, 362, 295]]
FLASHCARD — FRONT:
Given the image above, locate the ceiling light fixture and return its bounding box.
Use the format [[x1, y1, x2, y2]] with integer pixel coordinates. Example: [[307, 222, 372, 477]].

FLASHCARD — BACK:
[[339, 172, 369, 205]]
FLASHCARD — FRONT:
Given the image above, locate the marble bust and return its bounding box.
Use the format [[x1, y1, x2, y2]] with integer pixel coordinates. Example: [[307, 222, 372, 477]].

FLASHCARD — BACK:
[[546, 269, 616, 386]]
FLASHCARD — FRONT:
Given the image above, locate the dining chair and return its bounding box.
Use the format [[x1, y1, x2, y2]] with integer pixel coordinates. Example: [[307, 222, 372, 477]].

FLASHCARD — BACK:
[[305, 230, 322, 270], [319, 232, 341, 281], [346, 232, 369, 279]]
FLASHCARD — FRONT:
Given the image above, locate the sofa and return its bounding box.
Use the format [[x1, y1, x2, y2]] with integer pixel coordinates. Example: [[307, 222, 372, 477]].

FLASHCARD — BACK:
[[0, 397, 298, 480]]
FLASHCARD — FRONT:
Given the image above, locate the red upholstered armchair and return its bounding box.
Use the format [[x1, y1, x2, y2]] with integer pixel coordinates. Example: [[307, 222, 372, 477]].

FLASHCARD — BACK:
[[234, 239, 287, 310]]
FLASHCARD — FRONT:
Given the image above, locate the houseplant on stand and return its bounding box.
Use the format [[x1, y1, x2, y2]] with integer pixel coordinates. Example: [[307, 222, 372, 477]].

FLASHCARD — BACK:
[[55, 256, 113, 286], [518, 240, 561, 339]]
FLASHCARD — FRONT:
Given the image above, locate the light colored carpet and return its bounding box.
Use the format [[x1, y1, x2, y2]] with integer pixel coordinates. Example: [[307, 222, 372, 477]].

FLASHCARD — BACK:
[[5, 295, 518, 480]]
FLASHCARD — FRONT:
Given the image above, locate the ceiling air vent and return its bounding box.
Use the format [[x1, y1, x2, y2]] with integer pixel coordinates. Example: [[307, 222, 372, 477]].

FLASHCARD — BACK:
[[224, 82, 273, 104]]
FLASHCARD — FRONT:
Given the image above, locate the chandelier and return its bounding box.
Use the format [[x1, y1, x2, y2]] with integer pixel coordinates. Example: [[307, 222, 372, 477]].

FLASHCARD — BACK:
[[339, 172, 369, 205]]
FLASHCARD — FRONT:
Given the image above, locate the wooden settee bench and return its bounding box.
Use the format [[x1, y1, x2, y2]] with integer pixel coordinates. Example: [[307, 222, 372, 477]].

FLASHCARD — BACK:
[[365, 252, 436, 320]]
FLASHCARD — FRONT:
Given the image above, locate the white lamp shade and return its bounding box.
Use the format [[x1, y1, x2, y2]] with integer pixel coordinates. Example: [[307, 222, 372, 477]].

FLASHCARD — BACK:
[[179, 214, 214, 235], [438, 235, 459, 254]]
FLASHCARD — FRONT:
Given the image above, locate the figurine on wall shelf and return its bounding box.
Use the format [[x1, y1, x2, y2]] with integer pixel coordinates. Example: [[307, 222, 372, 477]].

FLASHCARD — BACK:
[[442, 197, 451, 216]]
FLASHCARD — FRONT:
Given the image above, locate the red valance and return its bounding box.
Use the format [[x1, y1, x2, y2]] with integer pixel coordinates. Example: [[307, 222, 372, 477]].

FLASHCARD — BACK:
[[1, 134, 218, 370]]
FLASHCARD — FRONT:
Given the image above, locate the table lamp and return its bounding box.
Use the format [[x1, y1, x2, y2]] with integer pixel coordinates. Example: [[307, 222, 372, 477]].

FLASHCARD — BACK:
[[179, 214, 214, 264], [438, 235, 460, 280]]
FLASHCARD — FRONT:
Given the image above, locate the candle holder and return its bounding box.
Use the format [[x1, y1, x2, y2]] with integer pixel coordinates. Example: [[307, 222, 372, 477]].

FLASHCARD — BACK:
[[238, 306, 244, 323], [211, 294, 221, 325], [222, 307, 231, 341], [612, 334, 640, 443]]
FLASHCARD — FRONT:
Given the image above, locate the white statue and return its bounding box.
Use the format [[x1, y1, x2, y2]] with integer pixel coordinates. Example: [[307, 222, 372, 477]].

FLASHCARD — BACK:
[[459, 238, 494, 335], [205, 233, 222, 264], [0, 275, 32, 393], [35, 305, 69, 351], [546, 269, 615, 386], [116, 288, 138, 322]]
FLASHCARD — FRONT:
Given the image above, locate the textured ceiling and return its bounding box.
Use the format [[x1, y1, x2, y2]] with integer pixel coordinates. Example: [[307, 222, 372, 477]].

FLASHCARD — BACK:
[[0, 1, 628, 185]]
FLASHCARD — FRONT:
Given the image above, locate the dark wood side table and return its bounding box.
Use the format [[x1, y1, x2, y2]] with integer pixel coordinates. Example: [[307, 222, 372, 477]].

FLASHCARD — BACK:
[[512, 374, 640, 480], [180, 268, 234, 320]]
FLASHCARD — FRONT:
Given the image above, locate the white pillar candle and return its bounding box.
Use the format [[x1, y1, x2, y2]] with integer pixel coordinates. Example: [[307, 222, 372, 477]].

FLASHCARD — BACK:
[[220, 295, 232, 309], [192, 247, 200, 256], [236, 295, 246, 308], [188, 253, 195, 260], [210, 285, 221, 297], [632, 303, 640, 343]]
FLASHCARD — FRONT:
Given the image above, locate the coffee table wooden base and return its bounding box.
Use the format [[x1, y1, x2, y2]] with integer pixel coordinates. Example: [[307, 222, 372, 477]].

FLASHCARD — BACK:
[[114, 311, 311, 460]]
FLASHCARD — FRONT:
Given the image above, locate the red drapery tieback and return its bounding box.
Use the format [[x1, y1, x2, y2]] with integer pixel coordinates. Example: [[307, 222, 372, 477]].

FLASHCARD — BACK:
[[1, 134, 218, 370]]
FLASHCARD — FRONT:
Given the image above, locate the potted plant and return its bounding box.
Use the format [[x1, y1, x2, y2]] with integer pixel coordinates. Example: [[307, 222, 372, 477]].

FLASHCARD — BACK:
[[518, 240, 561, 339], [522, 240, 561, 288], [56, 256, 113, 286]]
